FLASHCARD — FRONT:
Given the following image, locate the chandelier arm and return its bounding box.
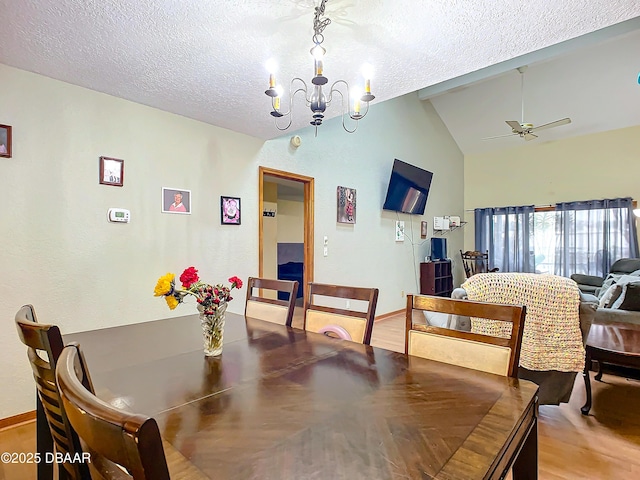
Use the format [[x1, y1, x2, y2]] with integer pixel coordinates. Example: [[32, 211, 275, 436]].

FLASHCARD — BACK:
[[328, 87, 359, 133], [274, 78, 309, 116], [275, 117, 293, 131], [274, 84, 307, 130], [326, 79, 350, 106], [329, 81, 372, 121], [341, 114, 359, 134]]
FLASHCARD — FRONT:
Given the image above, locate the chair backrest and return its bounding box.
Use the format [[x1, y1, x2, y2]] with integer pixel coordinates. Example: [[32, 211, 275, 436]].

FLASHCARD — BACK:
[[56, 343, 170, 480], [405, 294, 526, 377], [244, 277, 299, 326], [14, 304, 90, 480], [460, 250, 494, 278], [304, 283, 379, 345]]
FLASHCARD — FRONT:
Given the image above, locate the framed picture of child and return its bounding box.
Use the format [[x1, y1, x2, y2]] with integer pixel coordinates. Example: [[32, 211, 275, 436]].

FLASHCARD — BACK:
[[221, 196, 241, 225], [337, 186, 356, 224], [0, 124, 12, 158], [99, 156, 124, 187]]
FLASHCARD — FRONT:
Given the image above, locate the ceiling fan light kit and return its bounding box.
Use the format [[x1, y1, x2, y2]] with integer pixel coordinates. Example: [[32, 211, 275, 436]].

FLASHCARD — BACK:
[[483, 66, 571, 142], [263, 0, 375, 135]]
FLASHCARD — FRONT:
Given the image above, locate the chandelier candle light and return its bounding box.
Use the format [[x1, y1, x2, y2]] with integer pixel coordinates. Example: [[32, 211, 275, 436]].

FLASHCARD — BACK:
[[264, 0, 375, 135]]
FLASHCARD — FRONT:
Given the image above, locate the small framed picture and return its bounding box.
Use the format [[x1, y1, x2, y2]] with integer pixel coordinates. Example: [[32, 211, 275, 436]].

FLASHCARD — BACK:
[[0, 124, 12, 158], [162, 187, 191, 214], [221, 196, 241, 225], [99, 156, 124, 187], [337, 186, 356, 224]]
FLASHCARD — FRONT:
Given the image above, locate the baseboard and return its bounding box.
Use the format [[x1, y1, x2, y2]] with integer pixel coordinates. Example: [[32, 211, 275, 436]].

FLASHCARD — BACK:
[[375, 309, 404, 322], [0, 410, 36, 430]]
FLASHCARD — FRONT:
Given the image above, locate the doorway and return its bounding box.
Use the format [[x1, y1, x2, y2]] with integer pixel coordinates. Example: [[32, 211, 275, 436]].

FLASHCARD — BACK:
[[259, 167, 314, 312]]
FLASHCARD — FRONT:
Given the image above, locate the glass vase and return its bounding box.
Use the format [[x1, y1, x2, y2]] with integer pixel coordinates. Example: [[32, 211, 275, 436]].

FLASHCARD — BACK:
[[199, 302, 227, 357]]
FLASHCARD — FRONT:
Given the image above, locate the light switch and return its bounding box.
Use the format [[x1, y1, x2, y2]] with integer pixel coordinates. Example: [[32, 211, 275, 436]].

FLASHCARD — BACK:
[[323, 246, 328, 257], [323, 236, 329, 246]]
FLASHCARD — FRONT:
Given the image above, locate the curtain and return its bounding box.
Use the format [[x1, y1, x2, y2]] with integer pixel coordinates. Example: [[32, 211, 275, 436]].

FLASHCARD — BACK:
[[554, 197, 639, 277], [475, 205, 535, 273]]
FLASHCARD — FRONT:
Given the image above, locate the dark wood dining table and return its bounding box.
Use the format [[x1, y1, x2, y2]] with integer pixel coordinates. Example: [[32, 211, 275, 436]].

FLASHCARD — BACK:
[[65, 312, 539, 479]]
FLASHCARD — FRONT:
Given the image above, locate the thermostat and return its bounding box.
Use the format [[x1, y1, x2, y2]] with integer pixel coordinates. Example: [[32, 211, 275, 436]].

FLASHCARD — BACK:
[[107, 208, 130, 223]]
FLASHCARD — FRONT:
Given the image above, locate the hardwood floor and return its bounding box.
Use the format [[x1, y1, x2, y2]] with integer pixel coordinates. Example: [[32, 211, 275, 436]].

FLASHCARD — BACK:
[[2, 313, 639, 479]]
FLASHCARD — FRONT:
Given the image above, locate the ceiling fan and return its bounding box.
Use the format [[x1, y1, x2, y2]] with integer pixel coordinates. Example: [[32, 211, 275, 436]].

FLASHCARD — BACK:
[[483, 66, 571, 142]]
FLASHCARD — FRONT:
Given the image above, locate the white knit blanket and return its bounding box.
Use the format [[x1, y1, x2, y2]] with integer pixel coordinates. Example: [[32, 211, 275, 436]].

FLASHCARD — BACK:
[[463, 273, 585, 372]]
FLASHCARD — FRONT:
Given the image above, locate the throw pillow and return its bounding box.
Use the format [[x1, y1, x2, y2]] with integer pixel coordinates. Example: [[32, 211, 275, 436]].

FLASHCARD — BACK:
[[618, 283, 640, 311], [610, 279, 640, 309], [599, 284, 620, 308], [598, 273, 623, 299], [604, 285, 623, 308]]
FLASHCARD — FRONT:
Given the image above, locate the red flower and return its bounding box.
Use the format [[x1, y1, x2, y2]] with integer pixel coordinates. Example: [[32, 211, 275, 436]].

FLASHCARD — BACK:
[[229, 276, 243, 289], [180, 267, 199, 288]]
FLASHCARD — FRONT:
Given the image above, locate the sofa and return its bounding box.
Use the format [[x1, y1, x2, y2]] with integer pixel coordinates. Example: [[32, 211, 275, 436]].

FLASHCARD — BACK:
[[572, 258, 640, 327], [571, 258, 640, 296], [423, 274, 596, 405]]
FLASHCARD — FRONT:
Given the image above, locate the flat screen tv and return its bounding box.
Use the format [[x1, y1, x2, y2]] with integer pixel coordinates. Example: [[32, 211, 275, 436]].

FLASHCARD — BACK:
[[382, 159, 433, 215]]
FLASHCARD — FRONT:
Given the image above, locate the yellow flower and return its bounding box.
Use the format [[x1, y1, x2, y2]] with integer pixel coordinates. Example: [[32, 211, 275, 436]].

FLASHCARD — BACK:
[[165, 294, 179, 310], [154, 273, 175, 296]]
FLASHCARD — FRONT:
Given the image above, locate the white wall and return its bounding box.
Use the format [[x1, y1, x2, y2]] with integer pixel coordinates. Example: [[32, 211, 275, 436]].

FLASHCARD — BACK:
[[0, 64, 263, 418], [276, 198, 304, 243], [255, 93, 466, 308], [1, 64, 464, 418], [463, 126, 640, 250]]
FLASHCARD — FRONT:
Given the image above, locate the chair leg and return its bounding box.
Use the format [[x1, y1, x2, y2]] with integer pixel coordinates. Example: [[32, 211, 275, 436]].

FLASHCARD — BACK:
[[36, 396, 54, 480], [594, 360, 604, 381]]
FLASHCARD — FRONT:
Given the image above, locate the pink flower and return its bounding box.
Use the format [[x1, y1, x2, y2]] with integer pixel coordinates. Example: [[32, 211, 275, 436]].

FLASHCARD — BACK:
[[229, 276, 243, 289]]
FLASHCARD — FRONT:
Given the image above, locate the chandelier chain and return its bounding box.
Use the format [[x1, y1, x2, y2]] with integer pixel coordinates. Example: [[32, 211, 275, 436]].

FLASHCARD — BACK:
[[312, 0, 331, 44]]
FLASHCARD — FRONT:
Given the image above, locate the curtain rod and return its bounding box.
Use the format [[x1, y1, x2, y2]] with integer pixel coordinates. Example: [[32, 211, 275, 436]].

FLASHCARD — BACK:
[[464, 204, 553, 212], [465, 199, 637, 213]]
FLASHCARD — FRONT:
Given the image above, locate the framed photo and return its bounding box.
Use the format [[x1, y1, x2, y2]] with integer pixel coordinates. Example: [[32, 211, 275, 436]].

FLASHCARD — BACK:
[[0, 124, 12, 158], [99, 156, 124, 187], [162, 187, 191, 214], [221, 196, 241, 225], [337, 186, 356, 224]]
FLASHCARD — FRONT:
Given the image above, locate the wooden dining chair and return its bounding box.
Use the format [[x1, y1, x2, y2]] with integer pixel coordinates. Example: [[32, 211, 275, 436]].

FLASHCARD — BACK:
[[55, 343, 170, 480], [14, 304, 91, 480], [304, 282, 379, 345], [405, 294, 526, 377], [244, 277, 299, 326], [460, 250, 499, 278]]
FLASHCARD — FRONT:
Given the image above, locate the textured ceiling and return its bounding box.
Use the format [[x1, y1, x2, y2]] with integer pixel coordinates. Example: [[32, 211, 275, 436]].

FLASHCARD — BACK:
[[429, 25, 640, 155], [1, 0, 639, 141]]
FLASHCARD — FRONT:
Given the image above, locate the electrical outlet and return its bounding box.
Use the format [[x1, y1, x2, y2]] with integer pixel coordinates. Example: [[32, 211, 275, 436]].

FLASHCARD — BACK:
[[401, 290, 405, 297], [346, 300, 351, 309]]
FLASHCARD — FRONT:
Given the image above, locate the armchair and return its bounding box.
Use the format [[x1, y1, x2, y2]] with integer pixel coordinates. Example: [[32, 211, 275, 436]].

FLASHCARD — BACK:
[[571, 258, 640, 295]]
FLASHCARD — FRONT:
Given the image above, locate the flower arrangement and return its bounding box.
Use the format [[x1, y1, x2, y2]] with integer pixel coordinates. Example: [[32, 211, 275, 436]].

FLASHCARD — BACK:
[[154, 266, 243, 315]]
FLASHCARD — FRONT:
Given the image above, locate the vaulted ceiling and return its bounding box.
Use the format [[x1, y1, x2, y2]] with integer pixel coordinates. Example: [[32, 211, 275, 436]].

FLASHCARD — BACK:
[[1, 1, 639, 151]]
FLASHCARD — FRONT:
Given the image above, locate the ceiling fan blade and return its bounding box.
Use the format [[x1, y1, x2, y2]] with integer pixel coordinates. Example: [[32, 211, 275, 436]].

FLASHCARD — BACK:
[[506, 120, 524, 133], [524, 132, 538, 141], [531, 117, 571, 132], [482, 133, 519, 141]]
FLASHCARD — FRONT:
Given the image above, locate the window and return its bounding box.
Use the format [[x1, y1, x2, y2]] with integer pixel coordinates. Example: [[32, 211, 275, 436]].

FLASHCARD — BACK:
[[475, 198, 639, 277]]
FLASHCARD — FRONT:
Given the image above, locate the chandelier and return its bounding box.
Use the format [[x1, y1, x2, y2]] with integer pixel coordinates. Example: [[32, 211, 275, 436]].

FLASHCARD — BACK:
[[264, 0, 375, 135]]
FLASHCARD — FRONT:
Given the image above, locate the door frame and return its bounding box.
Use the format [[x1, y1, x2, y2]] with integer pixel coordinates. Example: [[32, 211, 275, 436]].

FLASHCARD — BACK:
[[259, 166, 314, 306]]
